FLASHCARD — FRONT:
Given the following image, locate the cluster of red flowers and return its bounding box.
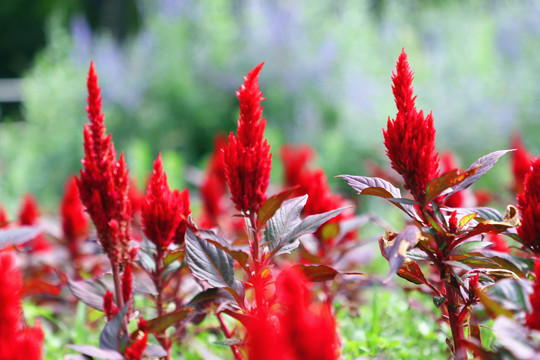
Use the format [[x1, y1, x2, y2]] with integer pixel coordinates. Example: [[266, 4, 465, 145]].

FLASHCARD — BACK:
[[223, 63, 272, 215], [77, 62, 132, 266], [245, 267, 340, 360], [281, 144, 353, 249], [383, 49, 439, 203], [0, 251, 43, 360], [141, 153, 188, 250]]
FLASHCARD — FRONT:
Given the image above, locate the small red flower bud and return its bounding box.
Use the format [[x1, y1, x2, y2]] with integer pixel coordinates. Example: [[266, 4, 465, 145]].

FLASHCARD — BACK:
[[103, 290, 119, 321], [141, 154, 183, 250], [511, 133, 534, 194], [122, 263, 133, 304]]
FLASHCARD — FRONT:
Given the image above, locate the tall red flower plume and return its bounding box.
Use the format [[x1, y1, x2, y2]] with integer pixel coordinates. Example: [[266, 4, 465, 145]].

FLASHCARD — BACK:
[[281, 144, 314, 189], [383, 49, 439, 203], [77, 61, 132, 266], [141, 154, 182, 250], [174, 188, 191, 245], [511, 133, 534, 194], [0, 206, 8, 228], [223, 63, 272, 214], [0, 250, 44, 359], [200, 135, 228, 227], [18, 194, 50, 252], [245, 268, 340, 360], [527, 259, 540, 330], [517, 157, 540, 254], [61, 176, 89, 243]]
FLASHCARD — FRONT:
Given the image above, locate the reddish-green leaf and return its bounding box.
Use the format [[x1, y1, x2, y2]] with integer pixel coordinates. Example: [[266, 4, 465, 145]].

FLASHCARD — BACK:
[[257, 186, 299, 228], [293, 264, 339, 282], [146, 309, 193, 333], [425, 168, 477, 205]]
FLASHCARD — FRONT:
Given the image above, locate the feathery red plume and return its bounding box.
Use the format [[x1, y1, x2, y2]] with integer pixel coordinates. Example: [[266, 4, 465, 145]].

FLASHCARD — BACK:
[[223, 63, 272, 214], [77, 61, 132, 265], [527, 259, 540, 330], [517, 157, 540, 254], [383, 49, 439, 203], [61, 176, 89, 244], [141, 154, 183, 250], [0, 250, 44, 359]]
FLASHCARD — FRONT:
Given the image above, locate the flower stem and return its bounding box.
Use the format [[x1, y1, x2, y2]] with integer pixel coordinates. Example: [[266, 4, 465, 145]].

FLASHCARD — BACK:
[[217, 313, 244, 360]]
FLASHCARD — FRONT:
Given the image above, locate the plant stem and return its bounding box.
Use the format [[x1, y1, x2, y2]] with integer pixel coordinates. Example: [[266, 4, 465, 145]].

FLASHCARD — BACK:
[[444, 276, 466, 360], [249, 212, 260, 272], [112, 263, 125, 309], [154, 249, 171, 360], [217, 313, 244, 360]]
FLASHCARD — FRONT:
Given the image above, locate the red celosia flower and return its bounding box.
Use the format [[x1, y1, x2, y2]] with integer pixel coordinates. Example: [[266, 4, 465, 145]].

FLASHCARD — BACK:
[[61, 176, 89, 247], [276, 267, 340, 360], [511, 133, 534, 194], [0, 250, 44, 359], [173, 188, 191, 245], [488, 234, 509, 253], [245, 268, 340, 360], [281, 143, 314, 190], [77, 62, 132, 266], [141, 154, 183, 250], [200, 135, 228, 228], [128, 178, 144, 215], [280, 144, 354, 249], [527, 259, 540, 330], [103, 290, 119, 321], [18, 194, 50, 252], [383, 49, 439, 203], [125, 331, 148, 360], [517, 157, 540, 254], [223, 63, 272, 214], [0, 206, 9, 228]]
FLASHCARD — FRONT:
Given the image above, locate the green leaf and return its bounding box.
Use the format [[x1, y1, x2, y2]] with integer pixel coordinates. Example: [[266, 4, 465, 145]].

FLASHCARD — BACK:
[[265, 195, 307, 252], [146, 309, 193, 333], [288, 207, 348, 240], [446, 150, 512, 197], [339, 175, 401, 198], [66, 345, 123, 360], [185, 228, 236, 288], [382, 225, 422, 282], [0, 226, 42, 249], [67, 277, 107, 311], [425, 169, 477, 204], [187, 288, 235, 309], [257, 187, 298, 228], [449, 240, 491, 257], [197, 230, 250, 269], [99, 301, 130, 351], [293, 264, 340, 282]]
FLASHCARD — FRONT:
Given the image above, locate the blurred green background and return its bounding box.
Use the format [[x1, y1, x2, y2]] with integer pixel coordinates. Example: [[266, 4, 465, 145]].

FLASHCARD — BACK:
[[1, 0, 539, 213]]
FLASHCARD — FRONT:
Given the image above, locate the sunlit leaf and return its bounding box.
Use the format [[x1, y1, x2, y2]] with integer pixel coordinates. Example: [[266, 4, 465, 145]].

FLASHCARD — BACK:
[[257, 187, 299, 228], [146, 309, 193, 333], [185, 228, 236, 288]]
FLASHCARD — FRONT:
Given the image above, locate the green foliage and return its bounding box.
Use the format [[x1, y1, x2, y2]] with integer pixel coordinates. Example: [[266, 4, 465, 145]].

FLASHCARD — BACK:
[[338, 286, 448, 359]]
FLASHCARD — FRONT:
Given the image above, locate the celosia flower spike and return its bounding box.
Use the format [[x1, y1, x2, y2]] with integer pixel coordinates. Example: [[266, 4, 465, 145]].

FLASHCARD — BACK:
[[77, 62, 132, 266], [511, 133, 534, 194], [383, 49, 439, 203], [224, 63, 272, 214], [141, 153, 182, 250], [0, 251, 44, 359], [61, 176, 89, 242], [517, 157, 540, 254], [527, 259, 540, 330], [103, 290, 119, 321]]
